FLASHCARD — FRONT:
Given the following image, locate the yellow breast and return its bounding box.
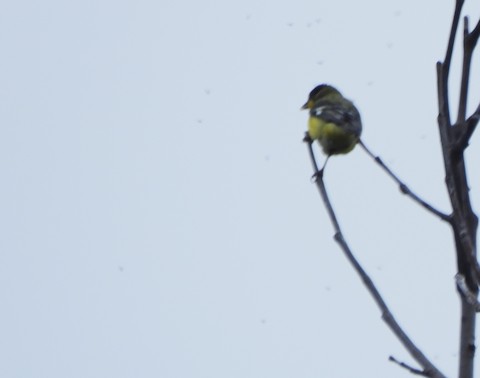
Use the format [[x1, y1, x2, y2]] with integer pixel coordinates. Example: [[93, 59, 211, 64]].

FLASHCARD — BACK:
[[308, 117, 357, 155]]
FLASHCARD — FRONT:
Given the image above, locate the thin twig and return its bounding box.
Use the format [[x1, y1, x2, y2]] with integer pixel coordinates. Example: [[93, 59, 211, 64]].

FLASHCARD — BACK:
[[469, 16, 480, 40], [455, 15, 480, 147], [457, 17, 471, 124], [305, 140, 447, 378], [445, 0, 465, 72], [440, 0, 465, 126], [389, 356, 430, 376], [456, 104, 480, 149], [358, 140, 451, 223]]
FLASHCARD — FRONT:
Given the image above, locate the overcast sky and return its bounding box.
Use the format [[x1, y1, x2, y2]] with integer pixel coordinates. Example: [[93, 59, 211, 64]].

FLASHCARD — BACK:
[[1, 1, 480, 377]]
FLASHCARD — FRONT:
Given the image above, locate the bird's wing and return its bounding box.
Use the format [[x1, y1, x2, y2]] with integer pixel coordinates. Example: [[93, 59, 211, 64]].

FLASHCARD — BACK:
[[312, 102, 362, 137]]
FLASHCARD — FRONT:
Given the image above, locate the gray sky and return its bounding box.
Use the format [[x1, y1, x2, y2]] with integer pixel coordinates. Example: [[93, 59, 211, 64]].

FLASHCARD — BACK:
[[0, 1, 478, 377]]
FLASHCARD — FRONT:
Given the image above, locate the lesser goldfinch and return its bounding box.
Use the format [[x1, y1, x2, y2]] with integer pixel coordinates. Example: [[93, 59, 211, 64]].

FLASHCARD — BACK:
[[301, 84, 362, 155]]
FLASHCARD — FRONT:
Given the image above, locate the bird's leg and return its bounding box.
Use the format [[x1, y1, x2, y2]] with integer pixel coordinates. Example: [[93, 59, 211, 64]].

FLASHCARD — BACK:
[[303, 132, 313, 144], [311, 156, 329, 182], [304, 132, 329, 181]]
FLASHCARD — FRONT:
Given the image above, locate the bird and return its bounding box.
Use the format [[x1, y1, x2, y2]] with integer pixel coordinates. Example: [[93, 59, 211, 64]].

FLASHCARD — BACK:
[[301, 84, 362, 159]]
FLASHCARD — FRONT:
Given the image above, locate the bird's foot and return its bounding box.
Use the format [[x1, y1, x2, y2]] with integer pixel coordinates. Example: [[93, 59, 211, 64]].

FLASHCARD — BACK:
[[303, 132, 313, 144]]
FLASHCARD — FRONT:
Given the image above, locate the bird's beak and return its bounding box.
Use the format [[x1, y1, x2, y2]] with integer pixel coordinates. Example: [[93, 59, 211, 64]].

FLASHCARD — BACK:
[[300, 100, 310, 110]]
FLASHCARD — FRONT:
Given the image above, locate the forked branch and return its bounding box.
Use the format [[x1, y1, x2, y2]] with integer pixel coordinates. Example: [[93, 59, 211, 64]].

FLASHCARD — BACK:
[[305, 139, 447, 378], [437, 1, 480, 377], [455, 15, 480, 148]]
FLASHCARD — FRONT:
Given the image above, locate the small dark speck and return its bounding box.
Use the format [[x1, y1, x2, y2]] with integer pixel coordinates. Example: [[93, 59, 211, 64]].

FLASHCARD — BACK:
[[286, 22, 294, 27], [245, 13, 252, 21], [387, 42, 394, 49], [325, 286, 331, 291], [367, 81, 374, 86], [420, 134, 427, 140], [317, 60, 324, 65], [264, 155, 270, 162], [260, 318, 267, 324], [204, 89, 211, 95], [197, 119, 203, 124], [315, 18, 321, 24], [306, 22, 312, 28], [118, 265, 124, 272], [394, 10, 402, 17]]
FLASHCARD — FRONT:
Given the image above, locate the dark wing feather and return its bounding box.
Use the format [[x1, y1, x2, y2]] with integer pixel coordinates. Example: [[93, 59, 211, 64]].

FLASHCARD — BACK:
[[311, 101, 362, 137]]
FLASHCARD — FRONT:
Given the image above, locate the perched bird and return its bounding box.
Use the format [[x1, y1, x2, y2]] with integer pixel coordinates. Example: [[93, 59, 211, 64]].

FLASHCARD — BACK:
[[301, 84, 362, 156]]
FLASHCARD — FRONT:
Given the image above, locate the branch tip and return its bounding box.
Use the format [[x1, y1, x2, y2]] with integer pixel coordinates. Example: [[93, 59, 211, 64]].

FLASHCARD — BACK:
[[389, 356, 430, 376]]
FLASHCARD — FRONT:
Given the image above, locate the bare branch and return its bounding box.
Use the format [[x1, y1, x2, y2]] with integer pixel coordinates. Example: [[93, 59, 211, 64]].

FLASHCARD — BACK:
[[436, 63, 453, 147], [358, 140, 451, 222], [305, 140, 447, 378], [389, 356, 430, 376], [457, 105, 480, 148], [455, 15, 480, 147], [436, 2, 480, 377], [444, 0, 465, 72], [466, 14, 480, 48], [457, 16, 470, 123], [440, 0, 465, 126]]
